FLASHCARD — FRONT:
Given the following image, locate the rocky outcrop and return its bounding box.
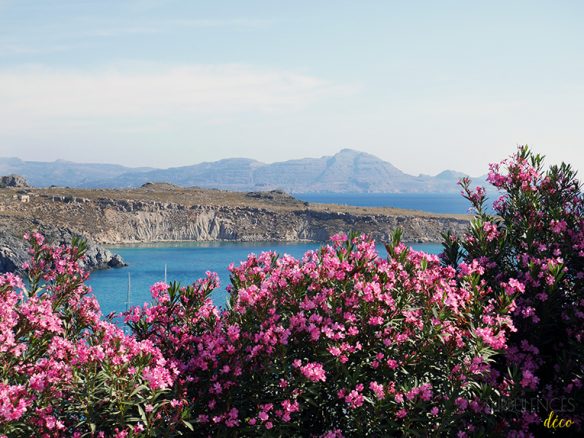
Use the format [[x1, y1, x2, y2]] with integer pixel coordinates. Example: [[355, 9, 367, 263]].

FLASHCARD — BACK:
[[82, 243, 128, 270], [0, 174, 30, 188], [245, 190, 304, 206], [7, 192, 467, 244], [0, 237, 26, 273]]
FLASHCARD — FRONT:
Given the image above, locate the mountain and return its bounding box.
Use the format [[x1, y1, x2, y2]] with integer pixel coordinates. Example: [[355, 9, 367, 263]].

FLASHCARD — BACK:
[[0, 150, 483, 193], [104, 158, 264, 190], [0, 157, 154, 188], [434, 170, 469, 180]]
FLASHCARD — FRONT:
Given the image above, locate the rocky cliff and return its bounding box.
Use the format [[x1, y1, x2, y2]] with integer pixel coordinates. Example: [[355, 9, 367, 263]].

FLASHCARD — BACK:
[[0, 175, 127, 273], [0, 184, 470, 273]]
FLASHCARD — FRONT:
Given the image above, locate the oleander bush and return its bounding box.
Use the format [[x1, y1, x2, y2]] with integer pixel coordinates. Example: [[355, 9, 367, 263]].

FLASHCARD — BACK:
[[444, 146, 583, 434], [0, 234, 184, 436], [129, 231, 516, 436], [0, 146, 582, 437]]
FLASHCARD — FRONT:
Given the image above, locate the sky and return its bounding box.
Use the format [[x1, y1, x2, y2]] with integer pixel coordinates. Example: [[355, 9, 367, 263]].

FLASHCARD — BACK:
[[0, 0, 583, 176]]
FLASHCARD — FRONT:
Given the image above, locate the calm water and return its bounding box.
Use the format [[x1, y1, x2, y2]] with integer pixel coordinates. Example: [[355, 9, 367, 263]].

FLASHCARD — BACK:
[[88, 241, 442, 315], [88, 193, 467, 314], [295, 193, 472, 214]]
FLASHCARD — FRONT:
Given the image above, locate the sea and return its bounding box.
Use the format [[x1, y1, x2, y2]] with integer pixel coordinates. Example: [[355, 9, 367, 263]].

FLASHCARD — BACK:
[[295, 192, 472, 214], [88, 193, 463, 315]]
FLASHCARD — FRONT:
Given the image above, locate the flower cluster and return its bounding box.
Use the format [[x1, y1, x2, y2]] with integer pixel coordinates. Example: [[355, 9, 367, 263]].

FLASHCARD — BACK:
[[448, 146, 584, 435], [0, 234, 181, 436], [131, 230, 519, 436]]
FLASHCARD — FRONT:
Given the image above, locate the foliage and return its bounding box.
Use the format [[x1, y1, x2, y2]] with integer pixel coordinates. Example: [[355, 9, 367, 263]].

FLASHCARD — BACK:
[[0, 233, 180, 437], [444, 146, 584, 434], [0, 146, 582, 436], [129, 230, 519, 436]]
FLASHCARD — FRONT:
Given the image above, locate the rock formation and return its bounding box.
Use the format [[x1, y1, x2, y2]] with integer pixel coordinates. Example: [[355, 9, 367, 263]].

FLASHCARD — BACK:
[[0, 174, 30, 188]]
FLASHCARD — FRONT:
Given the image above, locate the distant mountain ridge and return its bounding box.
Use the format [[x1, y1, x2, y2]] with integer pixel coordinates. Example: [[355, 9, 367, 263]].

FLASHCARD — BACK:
[[0, 149, 485, 193]]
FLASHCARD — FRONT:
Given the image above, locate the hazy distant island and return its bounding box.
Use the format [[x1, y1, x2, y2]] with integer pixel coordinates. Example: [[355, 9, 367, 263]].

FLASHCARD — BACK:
[[0, 149, 485, 193], [0, 175, 470, 273]]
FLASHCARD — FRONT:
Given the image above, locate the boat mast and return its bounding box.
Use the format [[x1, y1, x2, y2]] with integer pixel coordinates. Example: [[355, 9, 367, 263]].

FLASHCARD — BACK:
[[126, 272, 132, 312]]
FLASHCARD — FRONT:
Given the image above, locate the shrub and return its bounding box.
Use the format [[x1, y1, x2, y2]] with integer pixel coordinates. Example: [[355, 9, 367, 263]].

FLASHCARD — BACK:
[[0, 233, 183, 436], [444, 146, 583, 434], [130, 231, 517, 436]]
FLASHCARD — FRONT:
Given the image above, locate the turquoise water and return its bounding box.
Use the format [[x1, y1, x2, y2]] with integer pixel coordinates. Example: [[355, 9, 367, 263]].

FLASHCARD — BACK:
[[88, 241, 443, 315]]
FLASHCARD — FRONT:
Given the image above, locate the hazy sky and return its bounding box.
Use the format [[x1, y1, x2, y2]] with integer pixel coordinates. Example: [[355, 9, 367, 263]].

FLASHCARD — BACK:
[[1, 0, 583, 176]]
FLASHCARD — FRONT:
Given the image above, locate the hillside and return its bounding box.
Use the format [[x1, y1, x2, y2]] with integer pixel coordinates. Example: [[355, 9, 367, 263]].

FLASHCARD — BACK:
[[0, 149, 484, 193]]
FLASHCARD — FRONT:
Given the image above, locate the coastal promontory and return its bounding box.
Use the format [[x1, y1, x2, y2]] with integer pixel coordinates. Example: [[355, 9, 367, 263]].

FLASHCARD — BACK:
[[0, 181, 470, 273]]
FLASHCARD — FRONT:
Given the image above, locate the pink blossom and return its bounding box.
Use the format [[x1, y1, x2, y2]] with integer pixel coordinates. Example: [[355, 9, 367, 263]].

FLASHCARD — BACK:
[[483, 222, 499, 241], [300, 362, 327, 382], [396, 408, 408, 419], [369, 381, 385, 400]]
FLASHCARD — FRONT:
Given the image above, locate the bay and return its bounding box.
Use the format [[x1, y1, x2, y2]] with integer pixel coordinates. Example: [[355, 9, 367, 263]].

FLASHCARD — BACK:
[[88, 241, 443, 315]]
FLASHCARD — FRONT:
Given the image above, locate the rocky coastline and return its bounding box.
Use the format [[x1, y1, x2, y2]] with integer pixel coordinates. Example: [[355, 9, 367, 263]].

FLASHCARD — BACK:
[[0, 181, 470, 274]]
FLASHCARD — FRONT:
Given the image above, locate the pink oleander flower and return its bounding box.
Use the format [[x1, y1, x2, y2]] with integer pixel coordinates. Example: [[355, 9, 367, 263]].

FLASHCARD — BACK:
[[503, 278, 525, 295], [474, 327, 507, 350], [455, 397, 468, 411], [344, 389, 364, 409], [550, 219, 567, 234], [396, 408, 408, 419], [483, 222, 499, 242], [300, 362, 327, 382], [150, 281, 169, 300], [369, 381, 385, 400]]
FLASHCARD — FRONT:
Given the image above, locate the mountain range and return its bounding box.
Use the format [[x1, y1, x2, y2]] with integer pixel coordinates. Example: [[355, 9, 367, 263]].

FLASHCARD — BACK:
[[0, 149, 484, 193]]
